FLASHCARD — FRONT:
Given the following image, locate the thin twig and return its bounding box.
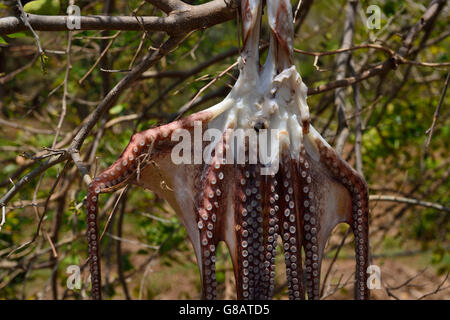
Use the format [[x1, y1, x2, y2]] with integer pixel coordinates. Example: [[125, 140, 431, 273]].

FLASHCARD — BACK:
[[175, 61, 238, 119], [370, 195, 450, 212], [15, 0, 45, 70], [52, 27, 73, 148], [425, 72, 449, 152], [320, 228, 350, 297], [418, 272, 449, 300]]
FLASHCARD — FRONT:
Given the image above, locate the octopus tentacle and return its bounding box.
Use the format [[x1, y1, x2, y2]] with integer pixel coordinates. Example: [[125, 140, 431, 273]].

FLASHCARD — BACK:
[[278, 153, 305, 300], [196, 132, 230, 299], [351, 183, 369, 299], [85, 188, 102, 300], [233, 163, 248, 299], [234, 161, 265, 299], [85, 111, 214, 299], [257, 172, 279, 299], [246, 164, 265, 299], [352, 184, 369, 299], [197, 166, 219, 299], [297, 146, 322, 299]]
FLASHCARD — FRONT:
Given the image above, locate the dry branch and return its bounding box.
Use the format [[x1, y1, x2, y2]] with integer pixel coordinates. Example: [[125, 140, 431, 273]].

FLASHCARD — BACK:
[[370, 195, 450, 212], [0, 0, 239, 35]]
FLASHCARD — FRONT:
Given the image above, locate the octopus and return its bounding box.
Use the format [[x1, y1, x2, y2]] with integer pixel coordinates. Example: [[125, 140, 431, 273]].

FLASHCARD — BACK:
[[85, 0, 369, 300]]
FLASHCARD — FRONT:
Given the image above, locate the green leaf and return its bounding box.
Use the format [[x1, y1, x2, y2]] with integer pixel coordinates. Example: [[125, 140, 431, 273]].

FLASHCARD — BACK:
[[8, 32, 28, 39], [109, 103, 125, 115], [23, 0, 60, 15]]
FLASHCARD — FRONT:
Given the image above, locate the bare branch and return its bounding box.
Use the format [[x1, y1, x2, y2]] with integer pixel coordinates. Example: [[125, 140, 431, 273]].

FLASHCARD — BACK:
[[418, 272, 449, 300], [370, 195, 450, 212], [0, 34, 185, 211], [334, 0, 357, 154], [68, 34, 185, 154], [425, 72, 449, 152], [0, 0, 239, 35]]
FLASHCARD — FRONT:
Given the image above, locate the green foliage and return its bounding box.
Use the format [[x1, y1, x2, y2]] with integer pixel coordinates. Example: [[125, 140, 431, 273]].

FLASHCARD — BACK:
[[7, 32, 29, 39], [23, 0, 60, 15]]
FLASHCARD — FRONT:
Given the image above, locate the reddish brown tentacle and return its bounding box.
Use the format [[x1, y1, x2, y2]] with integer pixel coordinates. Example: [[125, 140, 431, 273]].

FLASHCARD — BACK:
[[234, 163, 266, 299], [352, 182, 369, 300], [247, 164, 265, 299], [86, 182, 102, 300], [85, 133, 154, 299], [234, 164, 248, 299], [296, 146, 321, 299], [256, 172, 279, 299], [85, 111, 214, 300], [197, 200, 218, 299], [277, 154, 305, 300], [196, 138, 228, 299]]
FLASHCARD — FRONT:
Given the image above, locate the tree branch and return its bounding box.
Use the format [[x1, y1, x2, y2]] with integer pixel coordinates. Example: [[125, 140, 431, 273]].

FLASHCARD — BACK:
[[0, 0, 239, 35], [370, 195, 450, 212], [68, 34, 185, 153], [334, 0, 357, 154]]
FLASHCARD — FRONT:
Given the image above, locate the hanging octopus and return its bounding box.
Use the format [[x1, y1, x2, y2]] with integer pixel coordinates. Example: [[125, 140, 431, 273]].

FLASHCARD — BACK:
[[85, 0, 369, 300]]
